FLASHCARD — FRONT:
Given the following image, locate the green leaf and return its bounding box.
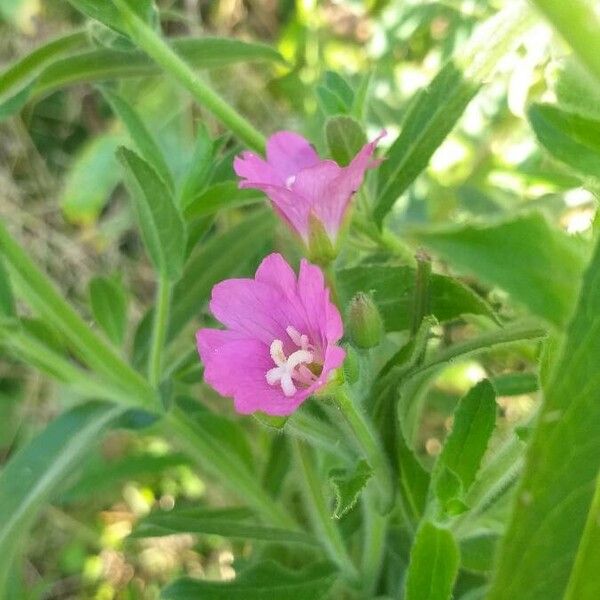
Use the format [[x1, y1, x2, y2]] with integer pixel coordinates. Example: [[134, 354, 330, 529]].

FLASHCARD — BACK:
[[168, 210, 274, 340], [0, 256, 15, 317], [66, 0, 156, 37], [102, 88, 174, 190], [0, 38, 284, 119], [325, 115, 367, 167], [262, 435, 292, 499], [459, 531, 499, 573], [553, 57, 600, 121], [397, 425, 430, 523], [0, 31, 87, 100], [405, 522, 460, 600], [325, 71, 354, 108], [434, 466, 463, 506], [436, 380, 497, 494], [117, 146, 186, 280], [337, 263, 494, 332], [414, 212, 588, 328], [132, 508, 317, 545], [89, 276, 128, 346], [0, 402, 123, 591], [183, 182, 264, 220], [563, 476, 600, 599], [0, 220, 155, 406], [374, 4, 530, 223], [528, 103, 600, 180], [60, 133, 122, 223], [329, 459, 373, 519], [178, 127, 214, 209], [161, 561, 338, 600], [488, 225, 600, 599], [316, 85, 348, 116]]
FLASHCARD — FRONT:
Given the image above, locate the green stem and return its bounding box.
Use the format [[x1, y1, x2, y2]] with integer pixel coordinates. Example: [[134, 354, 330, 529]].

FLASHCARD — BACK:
[[148, 273, 171, 387], [531, 0, 600, 84], [164, 407, 297, 530], [411, 320, 547, 379], [411, 250, 432, 337], [293, 439, 359, 582], [112, 0, 266, 153], [361, 493, 388, 596], [335, 388, 395, 514]]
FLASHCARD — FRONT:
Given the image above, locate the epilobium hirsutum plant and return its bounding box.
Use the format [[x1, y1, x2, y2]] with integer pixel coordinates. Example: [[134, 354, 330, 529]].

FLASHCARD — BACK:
[[1, 0, 600, 598]]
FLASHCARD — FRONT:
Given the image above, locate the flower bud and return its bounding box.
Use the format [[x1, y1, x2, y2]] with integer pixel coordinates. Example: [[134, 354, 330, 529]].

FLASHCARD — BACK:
[[347, 292, 384, 349]]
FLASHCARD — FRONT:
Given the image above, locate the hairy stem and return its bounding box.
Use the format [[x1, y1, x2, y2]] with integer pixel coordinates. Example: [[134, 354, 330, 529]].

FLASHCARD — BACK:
[[335, 388, 395, 514], [112, 0, 266, 153], [293, 439, 359, 582]]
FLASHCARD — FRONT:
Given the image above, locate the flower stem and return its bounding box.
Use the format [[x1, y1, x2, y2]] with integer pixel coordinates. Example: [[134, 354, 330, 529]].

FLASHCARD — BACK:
[[148, 273, 171, 388], [112, 0, 266, 153], [334, 388, 395, 514], [293, 439, 359, 582], [411, 249, 431, 337]]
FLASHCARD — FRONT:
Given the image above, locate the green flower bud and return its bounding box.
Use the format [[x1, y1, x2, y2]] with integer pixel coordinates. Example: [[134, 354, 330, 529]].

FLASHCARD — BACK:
[[347, 292, 384, 349], [307, 212, 337, 267]]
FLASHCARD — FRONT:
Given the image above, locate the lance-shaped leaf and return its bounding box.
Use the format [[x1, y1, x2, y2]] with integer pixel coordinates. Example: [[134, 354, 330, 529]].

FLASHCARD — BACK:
[[0, 256, 15, 317], [374, 3, 531, 223], [132, 506, 317, 545], [0, 38, 285, 119], [161, 561, 338, 600], [405, 521, 460, 600], [488, 221, 600, 599], [435, 379, 497, 495], [337, 263, 493, 332], [102, 88, 174, 190], [66, 0, 156, 37], [326, 115, 367, 167], [414, 212, 589, 328], [89, 276, 128, 346], [0, 402, 123, 592], [118, 147, 186, 280], [528, 103, 600, 181]]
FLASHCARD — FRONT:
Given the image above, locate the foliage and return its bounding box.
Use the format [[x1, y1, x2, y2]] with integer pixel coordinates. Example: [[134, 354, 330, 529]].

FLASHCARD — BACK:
[[1, 0, 600, 598]]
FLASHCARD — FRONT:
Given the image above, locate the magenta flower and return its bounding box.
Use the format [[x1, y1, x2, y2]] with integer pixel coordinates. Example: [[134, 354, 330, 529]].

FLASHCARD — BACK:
[[196, 253, 345, 416], [233, 130, 384, 245]]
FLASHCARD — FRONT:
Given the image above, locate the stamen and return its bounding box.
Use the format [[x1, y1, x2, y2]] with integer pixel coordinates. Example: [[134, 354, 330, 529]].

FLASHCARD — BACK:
[[269, 339, 287, 367], [285, 175, 296, 189], [265, 334, 316, 397]]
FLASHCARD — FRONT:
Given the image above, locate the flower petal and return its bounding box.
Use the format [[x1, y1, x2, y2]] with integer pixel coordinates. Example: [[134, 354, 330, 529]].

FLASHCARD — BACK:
[[266, 131, 321, 180], [255, 252, 298, 296], [196, 329, 260, 397], [234, 151, 282, 187]]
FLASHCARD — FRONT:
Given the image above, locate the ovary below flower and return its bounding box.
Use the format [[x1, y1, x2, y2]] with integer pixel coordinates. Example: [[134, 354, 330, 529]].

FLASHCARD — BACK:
[[233, 130, 384, 248], [196, 253, 345, 416]]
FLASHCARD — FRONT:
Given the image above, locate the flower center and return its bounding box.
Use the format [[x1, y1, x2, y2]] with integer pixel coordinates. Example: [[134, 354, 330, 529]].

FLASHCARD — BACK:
[[265, 326, 319, 397]]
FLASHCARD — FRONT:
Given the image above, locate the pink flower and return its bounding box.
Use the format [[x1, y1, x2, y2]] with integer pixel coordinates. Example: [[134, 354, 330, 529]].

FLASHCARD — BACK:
[[234, 130, 384, 245], [196, 253, 346, 416]]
